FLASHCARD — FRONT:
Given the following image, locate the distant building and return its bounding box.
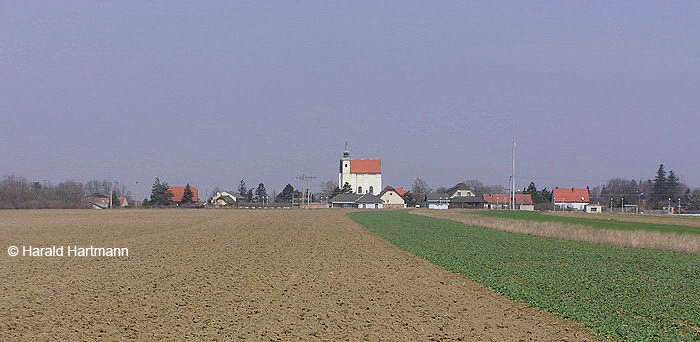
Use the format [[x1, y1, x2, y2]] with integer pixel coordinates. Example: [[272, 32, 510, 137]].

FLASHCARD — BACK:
[[84, 194, 110, 209], [449, 195, 487, 209], [445, 183, 476, 198], [483, 193, 534, 210], [585, 204, 603, 213], [168, 186, 199, 203], [553, 188, 590, 211], [426, 193, 450, 210], [329, 193, 383, 208], [338, 143, 382, 195], [379, 186, 407, 208]]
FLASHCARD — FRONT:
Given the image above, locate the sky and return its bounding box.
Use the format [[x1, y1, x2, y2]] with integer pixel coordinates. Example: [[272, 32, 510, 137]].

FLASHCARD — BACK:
[[1, 1, 698, 199]]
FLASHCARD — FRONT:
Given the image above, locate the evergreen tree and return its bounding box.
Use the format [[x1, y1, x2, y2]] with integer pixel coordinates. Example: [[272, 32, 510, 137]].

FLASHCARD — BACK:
[[524, 182, 541, 203], [238, 179, 247, 197], [255, 183, 267, 202], [149, 177, 172, 206], [341, 182, 353, 193], [182, 184, 193, 203], [652, 164, 667, 208], [667, 170, 680, 200], [142, 198, 150, 207], [276, 184, 295, 202], [246, 189, 254, 202]]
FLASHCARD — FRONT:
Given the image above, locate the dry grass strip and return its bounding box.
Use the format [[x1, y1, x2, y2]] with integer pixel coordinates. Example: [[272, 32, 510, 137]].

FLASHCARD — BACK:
[[412, 210, 700, 254]]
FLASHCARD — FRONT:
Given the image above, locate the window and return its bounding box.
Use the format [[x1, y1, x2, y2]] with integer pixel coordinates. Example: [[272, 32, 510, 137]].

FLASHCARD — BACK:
[[369, 186, 374, 194], [358, 186, 363, 194]]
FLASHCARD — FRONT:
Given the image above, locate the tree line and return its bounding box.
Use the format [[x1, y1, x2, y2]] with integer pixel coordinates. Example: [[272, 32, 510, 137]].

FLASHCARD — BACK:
[[0, 175, 131, 209]]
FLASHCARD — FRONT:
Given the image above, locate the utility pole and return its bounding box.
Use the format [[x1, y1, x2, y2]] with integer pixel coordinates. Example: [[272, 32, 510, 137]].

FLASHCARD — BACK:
[[621, 196, 624, 214], [296, 174, 318, 208], [511, 138, 516, 211]]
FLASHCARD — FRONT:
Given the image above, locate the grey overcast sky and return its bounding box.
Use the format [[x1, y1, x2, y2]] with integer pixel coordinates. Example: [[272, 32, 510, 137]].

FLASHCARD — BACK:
[[1, 1, 698, 198]]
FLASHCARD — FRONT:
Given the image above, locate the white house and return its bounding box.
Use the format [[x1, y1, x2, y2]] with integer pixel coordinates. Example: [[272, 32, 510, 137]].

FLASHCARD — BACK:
[[553, 188, 590, 211], [338, 143, 382, 195], [379, 186, 407, 208]]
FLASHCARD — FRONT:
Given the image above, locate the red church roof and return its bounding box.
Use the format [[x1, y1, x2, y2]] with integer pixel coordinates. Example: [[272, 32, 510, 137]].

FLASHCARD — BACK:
[[553, 188, 589, 203], [168, 186, 199, 203], [350, 159, 381, 174], [394, 187, 407, 196]]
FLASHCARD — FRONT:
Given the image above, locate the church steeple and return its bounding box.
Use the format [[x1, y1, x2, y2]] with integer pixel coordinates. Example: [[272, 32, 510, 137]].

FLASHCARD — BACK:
[[342, 141, 351, 160]]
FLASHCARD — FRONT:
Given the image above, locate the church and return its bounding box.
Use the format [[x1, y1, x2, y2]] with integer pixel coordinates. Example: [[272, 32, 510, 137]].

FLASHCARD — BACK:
[[338, 143, 382, 195]]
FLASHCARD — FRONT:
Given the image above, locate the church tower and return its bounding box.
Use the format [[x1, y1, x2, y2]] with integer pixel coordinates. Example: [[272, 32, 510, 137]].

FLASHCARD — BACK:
[[339, 142, 351, 189]]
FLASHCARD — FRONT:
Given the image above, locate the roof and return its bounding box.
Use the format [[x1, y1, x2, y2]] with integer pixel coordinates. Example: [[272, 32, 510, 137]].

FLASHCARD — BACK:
[[168, 186, 200, 203], [427, 192, 450, 201], [446, 183, 474, 196], [379, 186, 405, 199], [357, 193, 383, 204], [350, 159, 381, 174], [394, 187, 407, 196], [450, 195, 486, 204], [329, 193, 363, 203], [483, 193, 533, 205], [553, 188, 590, 203]]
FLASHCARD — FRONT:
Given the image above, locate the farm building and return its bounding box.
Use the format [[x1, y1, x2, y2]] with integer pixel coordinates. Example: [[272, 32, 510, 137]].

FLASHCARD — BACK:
[[338, 143, 382, 195], [329, 193, 383, 208], [483, 193, 534, 210], [585, 204, 603, 213], [379, 186, 407, 208], [168, 186, 199, 203], [553, 188, 590, 211], [449, 194, 487, 209], [426, 193, 450, 210], [445, 183, 476, 198]]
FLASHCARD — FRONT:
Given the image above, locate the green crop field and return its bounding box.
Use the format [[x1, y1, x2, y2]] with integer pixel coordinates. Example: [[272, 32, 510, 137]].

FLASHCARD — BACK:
[[470, 210, 700, 235], [349, 211, 700, 342]]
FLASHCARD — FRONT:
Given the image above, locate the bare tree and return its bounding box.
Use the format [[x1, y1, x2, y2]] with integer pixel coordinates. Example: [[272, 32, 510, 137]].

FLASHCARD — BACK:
[[411, 177, 430, 203]]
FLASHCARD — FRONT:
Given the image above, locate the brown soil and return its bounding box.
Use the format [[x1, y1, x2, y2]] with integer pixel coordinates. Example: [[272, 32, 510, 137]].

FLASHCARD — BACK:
[[0, 209, 599, 341]]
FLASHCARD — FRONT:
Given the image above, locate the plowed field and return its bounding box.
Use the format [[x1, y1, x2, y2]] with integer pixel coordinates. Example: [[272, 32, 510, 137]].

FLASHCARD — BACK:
[[0, 209, 597, 341]]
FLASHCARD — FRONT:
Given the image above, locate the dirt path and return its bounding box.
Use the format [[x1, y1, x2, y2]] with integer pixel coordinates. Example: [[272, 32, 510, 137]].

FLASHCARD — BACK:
[[1, 209, 598, 341]]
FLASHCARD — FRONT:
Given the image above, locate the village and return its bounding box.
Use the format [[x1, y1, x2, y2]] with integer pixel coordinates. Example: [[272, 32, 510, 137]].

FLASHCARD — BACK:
[[77, 144, 689, 215]]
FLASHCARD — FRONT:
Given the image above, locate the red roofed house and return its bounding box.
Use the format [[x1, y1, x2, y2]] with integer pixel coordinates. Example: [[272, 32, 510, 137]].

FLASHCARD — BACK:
[[338, 143, 382, 195], [168, 185, 199, 203], [553, 188, 590, 211], [379, 186, 406, 208], [483, 193, 534, 210]]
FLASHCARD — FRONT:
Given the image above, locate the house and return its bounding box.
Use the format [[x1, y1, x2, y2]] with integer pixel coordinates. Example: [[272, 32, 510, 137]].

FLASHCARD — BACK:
[[426, 193, 450, 210], [483, 193, 534, 210], [210, 191, 237, 207], [168, 186, 200, 203], [379, 186, 407, 208], [585, 204, 603, 213], [445, 183, 476, 198], [553, 188, 590, 211], [329, 193, 383, 208], [117, 197, 128, 207], [449, 195, 487, 209], [338, 143, 382, 195], [84, 194, 110, 209]]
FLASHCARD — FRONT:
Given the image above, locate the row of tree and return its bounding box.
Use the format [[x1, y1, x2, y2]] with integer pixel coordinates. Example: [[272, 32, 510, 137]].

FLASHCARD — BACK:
[[0, 175, 132, 209]]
